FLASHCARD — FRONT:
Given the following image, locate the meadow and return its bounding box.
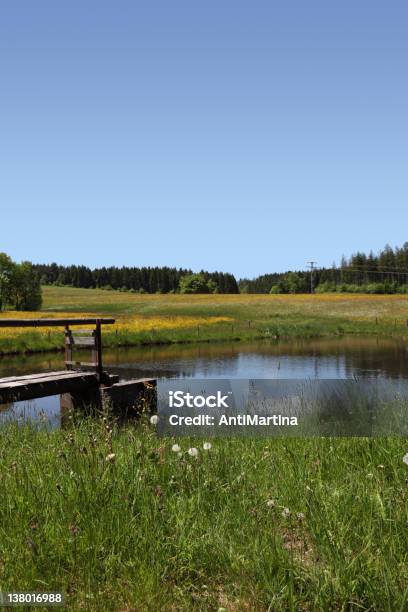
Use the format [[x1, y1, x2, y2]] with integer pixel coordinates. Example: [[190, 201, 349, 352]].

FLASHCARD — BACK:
[[2, 288, 408, 609], [1, 285, 408, 355], [1, 412, 408, 611]]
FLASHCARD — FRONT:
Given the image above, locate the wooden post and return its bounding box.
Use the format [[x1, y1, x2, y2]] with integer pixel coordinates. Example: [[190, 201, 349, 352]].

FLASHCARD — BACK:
[[95, 320, 103, 382], [65, 326, 72, 370], [91, 329, 97, 371]]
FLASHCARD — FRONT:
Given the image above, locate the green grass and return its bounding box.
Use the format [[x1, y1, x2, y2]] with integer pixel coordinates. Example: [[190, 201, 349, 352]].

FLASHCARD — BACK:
[[2, 286, 408, 609], [1, 413, 408, 610], [2, 285, 408, 355]]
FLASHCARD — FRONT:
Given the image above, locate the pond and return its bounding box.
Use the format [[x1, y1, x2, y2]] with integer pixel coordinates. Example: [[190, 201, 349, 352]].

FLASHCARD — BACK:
[[1, 335, 408, 426]]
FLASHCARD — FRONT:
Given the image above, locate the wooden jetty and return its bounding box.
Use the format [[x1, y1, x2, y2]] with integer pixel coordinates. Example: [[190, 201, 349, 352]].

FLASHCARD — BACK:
[[0, 318, 155, 409], [0, 370, 100, 404]]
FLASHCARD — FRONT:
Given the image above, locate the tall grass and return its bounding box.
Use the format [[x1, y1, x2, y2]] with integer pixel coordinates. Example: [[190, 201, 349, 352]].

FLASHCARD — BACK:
[[1, 412, 408, 610]]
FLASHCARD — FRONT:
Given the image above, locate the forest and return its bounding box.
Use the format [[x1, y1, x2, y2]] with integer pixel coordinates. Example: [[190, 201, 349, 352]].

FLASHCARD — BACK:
[[33, 263, 239, 294]]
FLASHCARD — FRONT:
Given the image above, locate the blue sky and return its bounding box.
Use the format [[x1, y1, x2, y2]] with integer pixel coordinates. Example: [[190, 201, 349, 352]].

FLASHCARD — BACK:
[[1, 1, 407, 278]]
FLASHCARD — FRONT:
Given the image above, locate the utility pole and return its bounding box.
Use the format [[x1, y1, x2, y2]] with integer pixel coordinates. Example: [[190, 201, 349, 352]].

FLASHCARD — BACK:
[[307, 261, 317, 294]]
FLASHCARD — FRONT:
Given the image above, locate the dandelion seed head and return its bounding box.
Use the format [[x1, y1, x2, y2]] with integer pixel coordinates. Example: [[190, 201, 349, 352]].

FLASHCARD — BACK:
[[106, 453, 116, 463], [171, 444, 181, 453], [403, 453, 408, 466], [203, 442, 212, 450], [282, 507, 291, 518], [188, 447, 198, 457], [150, 415, 158, 425], [266, 499, 275, 507]]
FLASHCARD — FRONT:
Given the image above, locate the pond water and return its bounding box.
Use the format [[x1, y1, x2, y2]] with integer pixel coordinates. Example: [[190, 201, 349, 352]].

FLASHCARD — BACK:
[[1, 335, 408, 426]]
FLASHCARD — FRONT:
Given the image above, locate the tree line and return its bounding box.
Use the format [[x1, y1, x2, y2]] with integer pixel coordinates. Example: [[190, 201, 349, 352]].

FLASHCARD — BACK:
[[3, 241, 408, 310], [239, 242, 408, 294], [33, 263, 239, 294], [0, 253, 42, 310]]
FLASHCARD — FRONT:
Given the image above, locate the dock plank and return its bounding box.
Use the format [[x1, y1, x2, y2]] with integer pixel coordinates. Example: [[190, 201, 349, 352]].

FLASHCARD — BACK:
[[0, 371, 81, 384], [0, 371, 99, 404]]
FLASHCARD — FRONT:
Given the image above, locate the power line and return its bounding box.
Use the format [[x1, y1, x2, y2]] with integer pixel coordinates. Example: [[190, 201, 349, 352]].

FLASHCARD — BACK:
[[326, 267, 408, 279], [329, 262, 408, 273], [345, 268, 408, 278]]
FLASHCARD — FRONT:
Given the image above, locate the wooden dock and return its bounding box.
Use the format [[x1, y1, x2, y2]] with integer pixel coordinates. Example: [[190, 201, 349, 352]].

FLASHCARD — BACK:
[[0, 318, 156, 411], [0, 371, 100, 404], [0, 317, 115, 405]]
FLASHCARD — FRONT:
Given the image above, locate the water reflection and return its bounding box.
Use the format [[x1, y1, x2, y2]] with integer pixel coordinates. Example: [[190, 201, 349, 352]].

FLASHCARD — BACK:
[[1, 336, 408, 425]]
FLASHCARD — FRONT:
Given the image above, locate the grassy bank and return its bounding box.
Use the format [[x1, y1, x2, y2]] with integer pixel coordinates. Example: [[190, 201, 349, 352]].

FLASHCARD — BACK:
[[1, 286, 408, 355], [1, 414, 408, 610]]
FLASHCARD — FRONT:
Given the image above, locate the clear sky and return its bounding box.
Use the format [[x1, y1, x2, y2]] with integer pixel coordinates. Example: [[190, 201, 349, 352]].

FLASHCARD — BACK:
[[1, 1, 407, 279]]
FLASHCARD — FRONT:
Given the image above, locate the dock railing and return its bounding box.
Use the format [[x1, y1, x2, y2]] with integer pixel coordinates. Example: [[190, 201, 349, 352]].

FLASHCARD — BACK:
[[0, 318, 115, 382]]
